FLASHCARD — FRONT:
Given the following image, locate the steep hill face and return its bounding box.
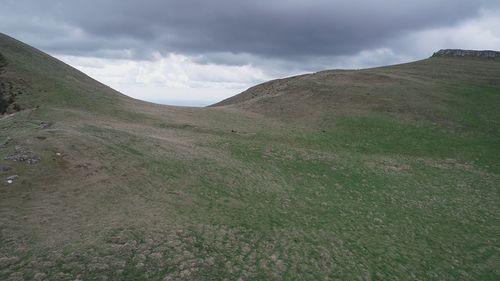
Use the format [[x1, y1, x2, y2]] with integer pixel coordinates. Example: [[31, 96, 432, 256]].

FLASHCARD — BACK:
[[1, 34, 499, 280], [213, 54, 500, 127], [0, 33, 144, 117]]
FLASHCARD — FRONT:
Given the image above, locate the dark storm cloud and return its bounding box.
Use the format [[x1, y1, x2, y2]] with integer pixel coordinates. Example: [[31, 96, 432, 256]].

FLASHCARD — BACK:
[[1, 0, 499, 61]]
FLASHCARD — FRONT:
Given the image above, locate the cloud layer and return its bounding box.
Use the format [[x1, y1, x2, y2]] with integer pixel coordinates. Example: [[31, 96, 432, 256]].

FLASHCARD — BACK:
[[1, 0, 499, 105]]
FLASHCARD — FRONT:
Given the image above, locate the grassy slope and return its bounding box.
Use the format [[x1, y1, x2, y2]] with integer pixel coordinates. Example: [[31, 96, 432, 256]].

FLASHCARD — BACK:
[[0, 33, 499, 280], [213, 56, 500, 126]]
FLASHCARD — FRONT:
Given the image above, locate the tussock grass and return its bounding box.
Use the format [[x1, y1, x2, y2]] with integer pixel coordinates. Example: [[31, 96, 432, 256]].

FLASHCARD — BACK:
[[0, 33, 499, 280]]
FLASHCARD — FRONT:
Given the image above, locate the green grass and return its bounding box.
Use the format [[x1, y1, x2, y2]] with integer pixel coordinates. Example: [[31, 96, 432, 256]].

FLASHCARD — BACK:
[[0, 33, 499, 280]]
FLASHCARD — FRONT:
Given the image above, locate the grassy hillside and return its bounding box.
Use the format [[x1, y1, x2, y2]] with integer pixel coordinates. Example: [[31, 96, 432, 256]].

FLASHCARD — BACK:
[[213, 56, 500, 126], [1, 33, 499, 280]]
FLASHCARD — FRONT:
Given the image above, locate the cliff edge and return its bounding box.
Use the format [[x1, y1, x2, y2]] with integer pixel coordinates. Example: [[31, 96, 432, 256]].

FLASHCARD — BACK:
[[432, 49, 499, 58]]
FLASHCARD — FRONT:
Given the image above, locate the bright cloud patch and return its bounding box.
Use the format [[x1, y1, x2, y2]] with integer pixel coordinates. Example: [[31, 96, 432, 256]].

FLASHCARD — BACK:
[[56, 54, 271, 106], [395, 8, 500, 58]]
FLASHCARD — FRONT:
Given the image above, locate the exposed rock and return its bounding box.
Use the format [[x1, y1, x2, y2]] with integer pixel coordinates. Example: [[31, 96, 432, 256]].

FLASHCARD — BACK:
[[6, 175, 18, 181], [39, 121, 52, 129], [432, 49, 499, 59], [4, 145, 40, 164]]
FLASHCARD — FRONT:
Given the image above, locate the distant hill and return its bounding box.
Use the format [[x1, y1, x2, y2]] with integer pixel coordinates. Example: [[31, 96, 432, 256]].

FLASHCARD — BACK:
[[1, 33, 499, 280], [212, 52, 500, 127]]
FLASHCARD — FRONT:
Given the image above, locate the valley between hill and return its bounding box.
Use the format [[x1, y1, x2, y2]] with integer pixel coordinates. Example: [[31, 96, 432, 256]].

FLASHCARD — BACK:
[[1, 33, 499, 280]]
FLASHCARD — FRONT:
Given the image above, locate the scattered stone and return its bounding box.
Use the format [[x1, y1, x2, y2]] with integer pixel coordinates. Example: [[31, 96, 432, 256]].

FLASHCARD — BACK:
[[39, 121, 52, 129], [5, 175, 18, 184], [6, 175, 18, 181], [56, 152, 61, 156], [4, 146, 40, 164], [27, 157, 40, 164]]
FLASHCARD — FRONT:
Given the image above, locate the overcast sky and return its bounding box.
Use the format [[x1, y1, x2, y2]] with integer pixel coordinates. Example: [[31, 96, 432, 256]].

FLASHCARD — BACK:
[[1, 0, 499, 106]]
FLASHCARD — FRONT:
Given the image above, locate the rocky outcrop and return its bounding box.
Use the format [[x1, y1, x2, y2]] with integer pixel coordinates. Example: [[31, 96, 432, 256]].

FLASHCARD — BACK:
[[432, 49, 499, 59]]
